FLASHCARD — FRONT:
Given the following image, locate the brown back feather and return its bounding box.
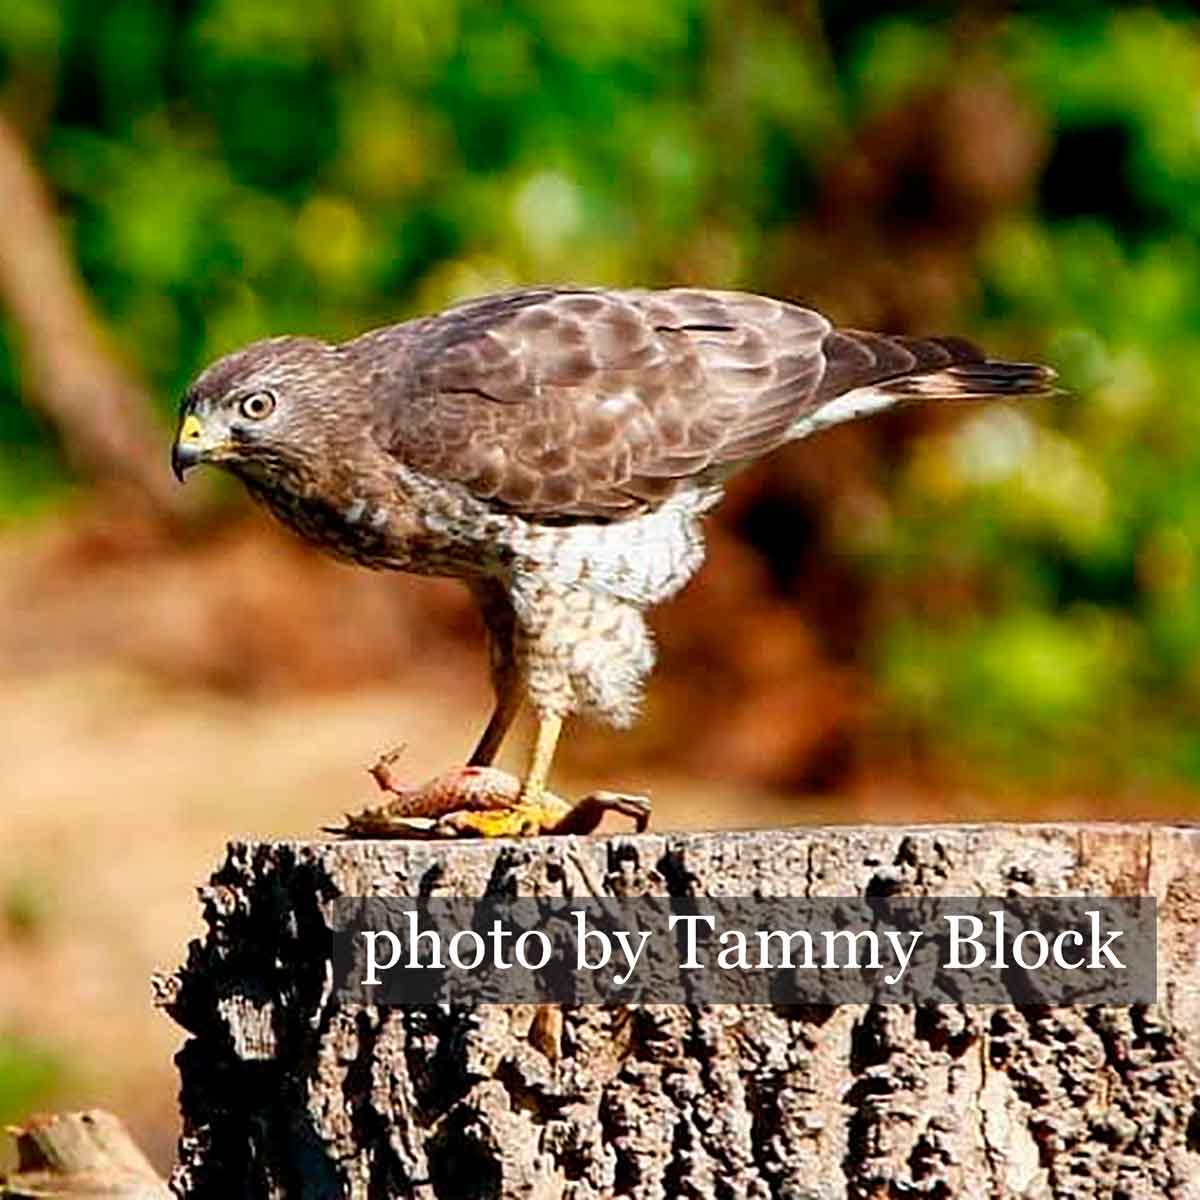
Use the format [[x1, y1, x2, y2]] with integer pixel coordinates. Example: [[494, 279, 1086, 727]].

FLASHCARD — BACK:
[[365, 288, 1052, 524], [371, 287, 829, 520]]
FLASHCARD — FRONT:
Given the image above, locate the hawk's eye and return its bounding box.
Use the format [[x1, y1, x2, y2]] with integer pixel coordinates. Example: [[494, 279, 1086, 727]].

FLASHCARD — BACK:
[[239, 391, 276, 421]]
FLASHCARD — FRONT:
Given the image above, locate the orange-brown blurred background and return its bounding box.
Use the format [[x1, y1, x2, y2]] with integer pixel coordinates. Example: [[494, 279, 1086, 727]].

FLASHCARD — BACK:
[[3, 0, 1199, 1170]]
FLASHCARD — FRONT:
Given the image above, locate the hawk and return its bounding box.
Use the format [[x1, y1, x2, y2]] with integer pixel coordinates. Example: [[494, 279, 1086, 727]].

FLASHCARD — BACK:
[[173, 287, 1053, 835]]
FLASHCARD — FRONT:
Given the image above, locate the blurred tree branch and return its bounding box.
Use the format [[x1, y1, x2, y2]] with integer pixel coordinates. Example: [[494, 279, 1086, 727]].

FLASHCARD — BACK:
[[0, 115, 191, 524]]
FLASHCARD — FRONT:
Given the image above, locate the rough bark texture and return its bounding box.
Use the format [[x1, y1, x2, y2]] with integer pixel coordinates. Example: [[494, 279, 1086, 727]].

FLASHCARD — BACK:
[[159, 825, 1200, 1200]]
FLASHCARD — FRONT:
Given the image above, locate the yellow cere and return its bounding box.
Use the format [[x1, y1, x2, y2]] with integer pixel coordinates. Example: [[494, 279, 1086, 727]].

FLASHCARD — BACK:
[[179, 414, 204, 442]]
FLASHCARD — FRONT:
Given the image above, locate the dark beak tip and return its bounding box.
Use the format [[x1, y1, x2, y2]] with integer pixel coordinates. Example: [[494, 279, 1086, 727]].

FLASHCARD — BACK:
[[171, 444, 197, 483]]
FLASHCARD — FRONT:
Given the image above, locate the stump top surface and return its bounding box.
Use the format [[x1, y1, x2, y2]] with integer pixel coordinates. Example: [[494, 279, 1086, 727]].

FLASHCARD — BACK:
[[206, 820, 1200, 905]]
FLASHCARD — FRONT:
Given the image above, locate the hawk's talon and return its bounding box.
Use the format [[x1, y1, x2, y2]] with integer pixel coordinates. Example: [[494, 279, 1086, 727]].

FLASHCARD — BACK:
[[433, 804, 559, 839]]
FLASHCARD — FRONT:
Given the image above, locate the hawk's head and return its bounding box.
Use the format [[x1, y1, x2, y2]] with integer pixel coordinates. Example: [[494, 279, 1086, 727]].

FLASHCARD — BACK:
[[173, 336, 362, 489]]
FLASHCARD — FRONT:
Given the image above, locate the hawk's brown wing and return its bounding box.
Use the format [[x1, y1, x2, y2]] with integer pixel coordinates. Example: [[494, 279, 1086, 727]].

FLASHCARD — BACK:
[[373, 288, 830, 520], [371, 287, 1048, 521]]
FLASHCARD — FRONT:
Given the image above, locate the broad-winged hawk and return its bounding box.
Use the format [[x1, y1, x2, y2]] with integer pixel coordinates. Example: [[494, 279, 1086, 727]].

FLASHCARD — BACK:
[[172, 287, 1054, 834]]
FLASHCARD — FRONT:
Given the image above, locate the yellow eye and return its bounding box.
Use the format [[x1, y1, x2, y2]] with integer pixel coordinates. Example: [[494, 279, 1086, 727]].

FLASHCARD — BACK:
[[239, 391, 276, 420]]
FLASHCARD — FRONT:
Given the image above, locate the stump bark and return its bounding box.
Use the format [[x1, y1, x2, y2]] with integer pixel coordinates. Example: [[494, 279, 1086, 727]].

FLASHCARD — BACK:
[[158, 824, 1200, 1199]]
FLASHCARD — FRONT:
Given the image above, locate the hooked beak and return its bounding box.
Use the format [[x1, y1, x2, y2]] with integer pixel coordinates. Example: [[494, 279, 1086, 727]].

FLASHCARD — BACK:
[[172, 413, 208, 482]]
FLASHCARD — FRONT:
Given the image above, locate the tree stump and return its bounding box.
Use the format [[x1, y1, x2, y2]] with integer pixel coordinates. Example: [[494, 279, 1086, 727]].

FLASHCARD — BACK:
[[158, 824, 1200, 1199], [1, 1110, 169, 1199]]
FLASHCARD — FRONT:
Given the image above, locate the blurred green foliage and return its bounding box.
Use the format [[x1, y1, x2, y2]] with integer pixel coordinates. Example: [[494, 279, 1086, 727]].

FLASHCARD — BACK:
[[2, 2, 1200, 789], [0, 1034, 62, 1125]]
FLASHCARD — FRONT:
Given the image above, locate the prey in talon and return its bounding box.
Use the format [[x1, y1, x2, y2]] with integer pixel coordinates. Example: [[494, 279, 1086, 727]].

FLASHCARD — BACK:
[[326, 748, 651, 839], [172, 287, 1055, 829]]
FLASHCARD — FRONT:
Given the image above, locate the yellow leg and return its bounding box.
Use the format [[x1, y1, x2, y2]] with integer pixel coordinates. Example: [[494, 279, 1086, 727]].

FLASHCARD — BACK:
[[519, 714, 563, 806]]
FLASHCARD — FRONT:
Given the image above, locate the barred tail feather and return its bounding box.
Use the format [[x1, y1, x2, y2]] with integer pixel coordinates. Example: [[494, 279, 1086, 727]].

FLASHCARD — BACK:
[[789, 329, 1057, 439], [877, 359, 1058, 402]]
